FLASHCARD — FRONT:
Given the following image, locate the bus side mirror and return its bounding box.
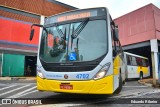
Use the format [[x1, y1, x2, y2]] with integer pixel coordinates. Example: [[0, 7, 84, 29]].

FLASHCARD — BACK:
[[29, 24, 43, 41], [30, 29, 35, 41], [113, 27, 119, 41]]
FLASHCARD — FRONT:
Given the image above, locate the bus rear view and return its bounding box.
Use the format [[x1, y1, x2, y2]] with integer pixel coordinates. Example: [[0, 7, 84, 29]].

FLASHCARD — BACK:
[[30, 7, 125, 94]]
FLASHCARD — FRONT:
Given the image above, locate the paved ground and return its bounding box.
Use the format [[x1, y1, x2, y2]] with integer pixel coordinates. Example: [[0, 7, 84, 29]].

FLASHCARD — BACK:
[[0, 80, 160, 107]]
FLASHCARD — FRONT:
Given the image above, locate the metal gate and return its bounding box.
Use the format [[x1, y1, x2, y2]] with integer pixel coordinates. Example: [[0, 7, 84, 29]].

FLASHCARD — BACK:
[[2, 54, 25, 77]]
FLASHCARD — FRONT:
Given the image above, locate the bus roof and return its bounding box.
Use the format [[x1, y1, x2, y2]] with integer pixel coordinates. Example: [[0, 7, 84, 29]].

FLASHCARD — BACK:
[[124, 52, 148, 59]]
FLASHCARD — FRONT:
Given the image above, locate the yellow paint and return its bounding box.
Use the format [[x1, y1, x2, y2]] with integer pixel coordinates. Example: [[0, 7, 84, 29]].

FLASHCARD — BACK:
[[137, 66, 149, 74], [113, 55, 121, 75], [37, 75, 114, 94]]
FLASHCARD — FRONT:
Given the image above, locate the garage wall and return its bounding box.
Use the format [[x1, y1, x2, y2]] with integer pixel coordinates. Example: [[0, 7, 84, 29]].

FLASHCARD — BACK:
[[0, 53, 2, 76], [2, 54, 25, 77], [153, 6, 160, 40], [0, 17, 40, 46], [114, 4, 159, 46]]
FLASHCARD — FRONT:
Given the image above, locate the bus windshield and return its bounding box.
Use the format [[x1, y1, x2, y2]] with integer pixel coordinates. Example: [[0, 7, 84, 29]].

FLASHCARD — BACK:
[[39, 19, 107, 63]]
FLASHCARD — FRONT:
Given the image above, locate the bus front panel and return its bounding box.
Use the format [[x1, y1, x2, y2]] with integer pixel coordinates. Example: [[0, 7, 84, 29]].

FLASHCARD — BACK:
[[37, 74, 114, 94]]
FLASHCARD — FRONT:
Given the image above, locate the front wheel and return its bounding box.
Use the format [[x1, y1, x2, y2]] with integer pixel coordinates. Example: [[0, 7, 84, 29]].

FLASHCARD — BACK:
[[114, 74, 122, 94]]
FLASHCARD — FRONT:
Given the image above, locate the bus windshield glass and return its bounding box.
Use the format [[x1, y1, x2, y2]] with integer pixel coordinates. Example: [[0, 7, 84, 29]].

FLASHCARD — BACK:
[[39, 19, 107, 63]]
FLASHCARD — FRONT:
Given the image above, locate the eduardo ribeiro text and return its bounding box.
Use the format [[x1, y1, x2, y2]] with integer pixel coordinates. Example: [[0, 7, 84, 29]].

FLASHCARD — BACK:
[[131, 99, 158, 104]]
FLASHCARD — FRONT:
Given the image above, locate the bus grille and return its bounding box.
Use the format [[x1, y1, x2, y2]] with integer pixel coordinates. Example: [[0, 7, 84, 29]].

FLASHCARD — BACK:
[[42, 65, 96, 72]]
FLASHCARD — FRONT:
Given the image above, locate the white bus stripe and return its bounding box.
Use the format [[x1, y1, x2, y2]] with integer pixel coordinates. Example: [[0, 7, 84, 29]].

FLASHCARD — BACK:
[[0, 85, 16, 91], [0, 84, 31, 97], [16, 90, 38, 98], [8, 86, 37, 98]]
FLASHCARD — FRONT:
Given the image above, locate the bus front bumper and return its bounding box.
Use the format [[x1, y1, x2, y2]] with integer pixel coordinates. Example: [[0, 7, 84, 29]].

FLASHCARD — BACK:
[[37, 75, 114, 94]]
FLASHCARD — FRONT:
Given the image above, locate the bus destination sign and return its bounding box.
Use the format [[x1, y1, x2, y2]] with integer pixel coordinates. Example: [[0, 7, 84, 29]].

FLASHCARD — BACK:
[[57, 12, 91, 22]]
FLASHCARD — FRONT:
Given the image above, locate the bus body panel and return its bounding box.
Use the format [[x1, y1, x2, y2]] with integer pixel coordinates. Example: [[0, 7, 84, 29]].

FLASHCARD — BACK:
[[37, 75, 114, 94], [127, 66, 150, 79], [113, 55, 120, 75], [113, 55, 121, 91], [137, 66, 149, 74], [124, 52, 150, 79], [113, 54, 126, 90]]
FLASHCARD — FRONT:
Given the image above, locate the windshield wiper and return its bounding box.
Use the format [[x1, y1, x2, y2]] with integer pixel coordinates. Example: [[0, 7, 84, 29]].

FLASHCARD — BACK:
[[56, 24, 66, 40], [71, 18, 89, 49], [55, 24, 67, 49]]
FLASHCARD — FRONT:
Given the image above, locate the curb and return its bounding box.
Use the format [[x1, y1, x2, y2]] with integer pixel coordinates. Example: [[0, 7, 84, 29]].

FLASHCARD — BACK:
[[138, 79, 160, 88], [0, 77, 11, 80], [0, 77, 36, 81], [138, 80, 153, 87]]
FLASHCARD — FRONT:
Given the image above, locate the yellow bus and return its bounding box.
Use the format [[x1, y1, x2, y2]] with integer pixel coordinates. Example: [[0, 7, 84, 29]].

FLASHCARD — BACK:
[[30, 7, 126, 94], [124, 52, 150, 80]]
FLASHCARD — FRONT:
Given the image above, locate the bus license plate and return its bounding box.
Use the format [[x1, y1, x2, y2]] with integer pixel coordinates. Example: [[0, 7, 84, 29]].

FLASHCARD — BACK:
[[60, 84, 73, 90]]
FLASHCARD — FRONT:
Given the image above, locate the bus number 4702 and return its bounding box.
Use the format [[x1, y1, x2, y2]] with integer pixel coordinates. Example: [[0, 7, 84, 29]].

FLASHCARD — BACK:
[[76, 74, 89, 79]]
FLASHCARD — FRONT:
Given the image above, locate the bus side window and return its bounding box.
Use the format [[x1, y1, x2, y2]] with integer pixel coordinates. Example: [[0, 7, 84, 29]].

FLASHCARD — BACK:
[[111, 22, 121, 57], [136, 57, 142, 66], [142, 59, 147, 67], [112, 30, 117, 57], [115, 41, 121, 53], [112, 41, 121, 57], [146, 59, 149, 67], [131, 56, 137, 66], [127, 55, 131, 65]]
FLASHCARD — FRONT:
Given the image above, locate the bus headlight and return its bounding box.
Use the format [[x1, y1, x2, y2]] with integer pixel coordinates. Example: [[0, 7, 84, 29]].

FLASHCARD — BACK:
[[37, 69, 45, 79], [94, 63, 111, 80]]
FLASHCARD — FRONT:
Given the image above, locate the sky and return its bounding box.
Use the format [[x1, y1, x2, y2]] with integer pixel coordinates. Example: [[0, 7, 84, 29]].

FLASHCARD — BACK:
[[56, 0, 160, 19]]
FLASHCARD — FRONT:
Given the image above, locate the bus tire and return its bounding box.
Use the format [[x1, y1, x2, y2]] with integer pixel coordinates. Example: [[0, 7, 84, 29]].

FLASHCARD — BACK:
[[139, 72, 143, 80], [114, 74, 122, 94]]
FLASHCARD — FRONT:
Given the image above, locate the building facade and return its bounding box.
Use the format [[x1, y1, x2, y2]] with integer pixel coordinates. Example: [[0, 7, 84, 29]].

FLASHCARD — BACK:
[[114, 4, 160, 79], [0, 0, 76, 77]]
